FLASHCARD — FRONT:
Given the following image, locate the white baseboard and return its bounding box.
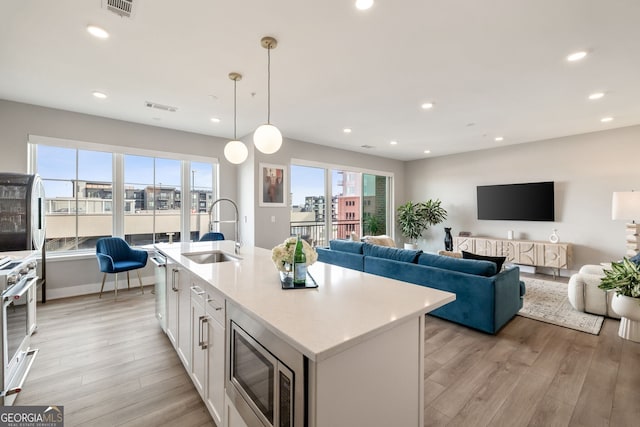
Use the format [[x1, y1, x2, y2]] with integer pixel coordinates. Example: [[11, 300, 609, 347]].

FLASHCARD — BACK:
[[41, 275, 155, 300]]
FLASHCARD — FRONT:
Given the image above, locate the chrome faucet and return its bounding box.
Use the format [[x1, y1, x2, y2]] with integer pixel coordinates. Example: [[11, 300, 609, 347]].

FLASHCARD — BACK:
[[208, 198, 241, 254]]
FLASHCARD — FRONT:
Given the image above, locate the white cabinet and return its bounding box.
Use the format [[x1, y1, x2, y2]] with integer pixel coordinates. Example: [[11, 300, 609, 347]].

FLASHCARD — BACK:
[[166, 261, 191, 370], [224, 393, 249, 427], [191, 276, 226, 426], [165, 259, 179, 348], [191, 285, 207, 397]]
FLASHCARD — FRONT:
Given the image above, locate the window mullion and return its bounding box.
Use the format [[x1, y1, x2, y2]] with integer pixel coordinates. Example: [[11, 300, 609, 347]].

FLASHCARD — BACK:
[[113, 153, 124, 237]]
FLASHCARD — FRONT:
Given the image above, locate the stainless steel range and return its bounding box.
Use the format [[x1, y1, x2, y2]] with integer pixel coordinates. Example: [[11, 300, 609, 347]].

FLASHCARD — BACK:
[[0, 254, 38, 405]]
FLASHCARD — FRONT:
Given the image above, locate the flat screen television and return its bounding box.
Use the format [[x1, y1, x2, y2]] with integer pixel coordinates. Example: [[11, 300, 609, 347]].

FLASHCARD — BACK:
[[477, 181, 554, 221]]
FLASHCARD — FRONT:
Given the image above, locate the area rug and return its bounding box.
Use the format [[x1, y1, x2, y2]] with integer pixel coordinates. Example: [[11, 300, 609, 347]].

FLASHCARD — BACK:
[[518, 277, 604, 335]]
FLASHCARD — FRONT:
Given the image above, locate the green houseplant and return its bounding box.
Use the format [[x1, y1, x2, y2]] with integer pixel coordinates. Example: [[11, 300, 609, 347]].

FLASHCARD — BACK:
[[598, 257, 640, 298], [598, 257, 640, 342], [397, 199, 447, 248]]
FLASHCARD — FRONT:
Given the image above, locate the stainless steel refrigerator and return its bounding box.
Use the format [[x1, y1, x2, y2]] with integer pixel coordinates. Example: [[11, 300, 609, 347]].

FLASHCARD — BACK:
[[0, 173, 47, 302], [0, 173, 46, 251]]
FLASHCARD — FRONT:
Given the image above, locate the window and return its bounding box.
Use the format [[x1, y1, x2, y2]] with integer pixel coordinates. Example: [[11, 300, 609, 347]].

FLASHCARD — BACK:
[[30, 137, 218, 252], [38, 145, 113, 251], [290, 161, 392, 245]]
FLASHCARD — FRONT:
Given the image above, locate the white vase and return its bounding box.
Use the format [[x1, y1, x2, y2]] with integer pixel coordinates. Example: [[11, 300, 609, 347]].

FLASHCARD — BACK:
[[611, 294, 640, 342], [404, 243, 418, 250]]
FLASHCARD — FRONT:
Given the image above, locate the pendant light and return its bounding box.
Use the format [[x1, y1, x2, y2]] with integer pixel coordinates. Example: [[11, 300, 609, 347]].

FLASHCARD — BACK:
[[224, 72, 248, 164], [253, 36, 283, 154]]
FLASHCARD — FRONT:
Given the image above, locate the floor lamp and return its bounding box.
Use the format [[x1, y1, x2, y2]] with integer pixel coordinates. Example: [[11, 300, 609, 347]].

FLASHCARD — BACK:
[[612, 191, 640, 256]]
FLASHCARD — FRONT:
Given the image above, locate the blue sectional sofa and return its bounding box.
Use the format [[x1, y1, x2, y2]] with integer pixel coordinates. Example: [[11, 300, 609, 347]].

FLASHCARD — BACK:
[[316, 240, 525, 334]]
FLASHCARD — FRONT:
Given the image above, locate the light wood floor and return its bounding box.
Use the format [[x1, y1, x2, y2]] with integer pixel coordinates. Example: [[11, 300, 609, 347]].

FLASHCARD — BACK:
[[16, 280, 640, 427], [16, 287, 215, 427]]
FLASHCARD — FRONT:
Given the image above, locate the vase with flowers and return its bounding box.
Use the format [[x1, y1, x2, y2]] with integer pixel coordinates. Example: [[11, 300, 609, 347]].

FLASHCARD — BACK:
[[272, 236, 318, 283]]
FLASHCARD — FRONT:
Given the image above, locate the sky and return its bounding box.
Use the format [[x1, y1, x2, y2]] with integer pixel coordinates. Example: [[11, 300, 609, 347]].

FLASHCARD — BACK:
[[37, 146, 213, 198]]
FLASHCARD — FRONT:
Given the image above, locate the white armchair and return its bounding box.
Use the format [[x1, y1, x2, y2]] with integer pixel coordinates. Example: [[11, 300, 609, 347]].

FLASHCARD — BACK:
[[568, 264, 620, 319]]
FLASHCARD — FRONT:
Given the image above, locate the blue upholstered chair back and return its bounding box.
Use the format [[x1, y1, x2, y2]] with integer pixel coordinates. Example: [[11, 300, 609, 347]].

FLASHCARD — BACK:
[[199, 232, 225, 242], [96, 237, 148, 274]]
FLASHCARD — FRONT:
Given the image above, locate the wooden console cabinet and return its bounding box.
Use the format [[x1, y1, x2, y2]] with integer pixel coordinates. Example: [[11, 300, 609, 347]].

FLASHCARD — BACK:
[[454, 236, 571, 270]]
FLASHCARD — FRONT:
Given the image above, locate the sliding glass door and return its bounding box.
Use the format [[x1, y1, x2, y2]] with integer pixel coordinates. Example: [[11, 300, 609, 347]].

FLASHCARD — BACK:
[[290, 163, 391, 246]]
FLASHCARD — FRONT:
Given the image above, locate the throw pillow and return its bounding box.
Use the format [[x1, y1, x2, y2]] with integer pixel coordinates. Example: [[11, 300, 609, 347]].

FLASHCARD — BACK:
[[462, 251, 506, 272], [438, 250, 462, 258]]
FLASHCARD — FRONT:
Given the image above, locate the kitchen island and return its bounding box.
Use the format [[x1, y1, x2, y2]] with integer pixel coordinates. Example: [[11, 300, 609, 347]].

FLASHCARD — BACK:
[[156, 241, 455, 427]]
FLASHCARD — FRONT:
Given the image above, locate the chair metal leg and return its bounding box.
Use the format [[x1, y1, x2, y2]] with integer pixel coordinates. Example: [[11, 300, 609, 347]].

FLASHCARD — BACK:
[[99, 273, 107, 298], [136, 270, 144, 294], [114, 273, 118, 299], [127, 271, 131, 290]]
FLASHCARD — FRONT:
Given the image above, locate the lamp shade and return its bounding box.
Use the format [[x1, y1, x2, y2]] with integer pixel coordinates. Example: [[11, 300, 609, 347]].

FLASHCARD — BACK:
[[253, 124, 282, 154], [612, 191, 640, 220], [224, 140, 248, 164]]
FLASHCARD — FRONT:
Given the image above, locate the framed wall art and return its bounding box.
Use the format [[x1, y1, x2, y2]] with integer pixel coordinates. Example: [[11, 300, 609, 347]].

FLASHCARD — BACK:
[[259, 163, 287, 207]]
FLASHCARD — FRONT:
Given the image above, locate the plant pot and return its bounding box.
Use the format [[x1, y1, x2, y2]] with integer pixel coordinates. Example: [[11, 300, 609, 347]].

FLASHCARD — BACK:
[[611, 294, 640, 342], [404, 243, 418, 250]]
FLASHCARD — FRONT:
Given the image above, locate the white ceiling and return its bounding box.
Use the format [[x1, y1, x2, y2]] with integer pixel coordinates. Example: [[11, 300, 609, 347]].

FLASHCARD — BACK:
[[1, 0, 639, 161]]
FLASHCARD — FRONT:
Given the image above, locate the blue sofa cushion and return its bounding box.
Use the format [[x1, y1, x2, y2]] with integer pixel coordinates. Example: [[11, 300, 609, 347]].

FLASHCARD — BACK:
[[418, 252, 497, 277], [363, 243, 422, 263], [317, 247, 364, 271], [462, 251, 506, 272], [630, 252, 640, 265], [329, 239, 364, 254]]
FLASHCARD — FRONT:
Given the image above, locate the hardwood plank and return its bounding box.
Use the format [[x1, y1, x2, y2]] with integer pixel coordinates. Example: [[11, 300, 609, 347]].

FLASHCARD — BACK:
[[15, 289, 214, 427], [569, 320, 622, 426], [487, 370, 554, 426]]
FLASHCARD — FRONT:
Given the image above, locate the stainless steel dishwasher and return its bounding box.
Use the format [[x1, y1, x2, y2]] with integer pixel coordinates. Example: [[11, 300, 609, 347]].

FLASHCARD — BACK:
[[150, 251, 167, 332]]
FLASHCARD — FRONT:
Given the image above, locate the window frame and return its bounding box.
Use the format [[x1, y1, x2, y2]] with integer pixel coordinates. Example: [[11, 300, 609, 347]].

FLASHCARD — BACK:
[[27, 134, 219, 253], [289, 158, 394, 244]]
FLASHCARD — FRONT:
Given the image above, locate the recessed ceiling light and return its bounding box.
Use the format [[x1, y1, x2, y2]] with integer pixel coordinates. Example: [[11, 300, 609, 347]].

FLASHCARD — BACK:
[[210, 117, 221, 123], [87, 25, 109, 39], [343, 128, 352, 134], [92, 91, 107, 99], [355, 0, 374, 10], [588, 92, 605, 100], [494, 136, 504, 142], [390, 140, 398, 145], [421, 102, 434, 110], [423, 150, 431, 154], [601, 116, 614, 123], [566, 51, 587, 62]]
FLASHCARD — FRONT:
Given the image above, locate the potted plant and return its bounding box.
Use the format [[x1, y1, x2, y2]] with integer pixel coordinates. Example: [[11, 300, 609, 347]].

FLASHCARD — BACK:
[[397, 199, 447, 249], [598, 257, 640, 342]]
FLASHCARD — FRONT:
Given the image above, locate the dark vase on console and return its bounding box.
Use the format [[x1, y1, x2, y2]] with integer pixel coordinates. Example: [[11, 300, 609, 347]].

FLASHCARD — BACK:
[[444, 227, 453, 251]]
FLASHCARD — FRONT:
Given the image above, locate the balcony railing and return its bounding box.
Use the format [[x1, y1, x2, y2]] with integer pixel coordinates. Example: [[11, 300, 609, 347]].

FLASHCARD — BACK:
[[289, 220, 361, 247]]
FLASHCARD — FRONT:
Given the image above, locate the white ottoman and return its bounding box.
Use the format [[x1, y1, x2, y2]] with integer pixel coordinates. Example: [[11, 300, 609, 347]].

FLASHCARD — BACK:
[[568, 264, 620, 319]]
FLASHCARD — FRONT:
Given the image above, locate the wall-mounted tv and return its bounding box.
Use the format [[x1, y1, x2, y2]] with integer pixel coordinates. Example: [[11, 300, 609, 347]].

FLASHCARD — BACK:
[[477, 181, 555, 221]]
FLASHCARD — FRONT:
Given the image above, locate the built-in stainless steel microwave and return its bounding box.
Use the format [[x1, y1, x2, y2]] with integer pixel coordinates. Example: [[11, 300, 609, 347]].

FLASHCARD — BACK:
[[226, 303, 305, 427]]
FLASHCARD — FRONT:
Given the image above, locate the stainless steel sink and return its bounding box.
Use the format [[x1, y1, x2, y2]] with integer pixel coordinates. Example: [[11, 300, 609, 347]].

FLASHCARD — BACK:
[[183, 251, 241, 264]]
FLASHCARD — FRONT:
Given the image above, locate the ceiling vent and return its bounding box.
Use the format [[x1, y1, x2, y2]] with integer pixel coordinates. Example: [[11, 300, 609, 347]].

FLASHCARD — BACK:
[[145, 101, 177, 112], [360, 144, 374, 149], [102, 0, 136, 18]]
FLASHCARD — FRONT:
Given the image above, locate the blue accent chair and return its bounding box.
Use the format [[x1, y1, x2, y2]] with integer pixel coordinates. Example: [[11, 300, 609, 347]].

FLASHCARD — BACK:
[[96, 237, 148, 298], [199, 232, 225, 242]]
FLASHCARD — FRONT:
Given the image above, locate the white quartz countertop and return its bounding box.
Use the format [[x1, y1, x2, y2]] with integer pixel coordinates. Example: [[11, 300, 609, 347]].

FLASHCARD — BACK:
[[156, 241, 455, 362]]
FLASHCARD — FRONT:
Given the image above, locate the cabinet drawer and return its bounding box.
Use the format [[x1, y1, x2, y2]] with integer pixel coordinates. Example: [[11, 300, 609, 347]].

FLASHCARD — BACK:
[[206, 289, 225, 325]]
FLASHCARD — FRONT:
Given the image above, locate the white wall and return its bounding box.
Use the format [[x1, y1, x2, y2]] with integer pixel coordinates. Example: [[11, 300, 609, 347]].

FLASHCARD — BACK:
[[405, 125, 640, 273]]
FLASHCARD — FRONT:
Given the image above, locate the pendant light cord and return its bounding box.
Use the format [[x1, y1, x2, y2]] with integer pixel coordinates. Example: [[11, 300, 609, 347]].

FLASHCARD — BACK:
[[233, 77, 237, 139], [267, 45, 271, 124]]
